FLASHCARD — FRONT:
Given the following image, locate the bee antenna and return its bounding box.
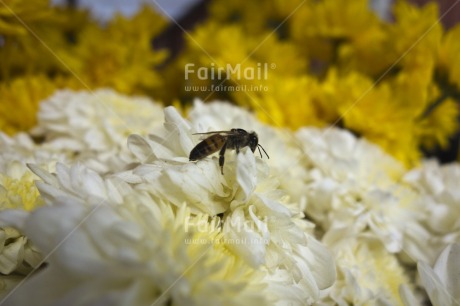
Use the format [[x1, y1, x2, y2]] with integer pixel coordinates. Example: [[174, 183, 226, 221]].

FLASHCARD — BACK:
[[257, 144, 269, 159]]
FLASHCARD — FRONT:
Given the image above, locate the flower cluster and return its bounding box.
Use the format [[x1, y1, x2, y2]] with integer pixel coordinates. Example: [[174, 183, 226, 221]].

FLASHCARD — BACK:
[[0, 91, 337, 305], [0, 90, 459, 305], [174, 0, 460, 166], [0, 1, 167, 134], [1, 0, 459, 166]]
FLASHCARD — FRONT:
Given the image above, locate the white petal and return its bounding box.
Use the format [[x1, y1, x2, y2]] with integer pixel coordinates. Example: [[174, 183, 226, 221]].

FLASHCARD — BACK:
[[305, 236, 336, 290], [433, 243, 460, 302], [399, 284, 422, 306], [0, 236, 25, 274], [224, 207, 267, 268], [163, 106, 194, 155], [35, 181, 77, 204], [418, 261, 454, 306], [235, 150, 257, 201], [127, 134, 155, 163], [27, 163, 58, 186]]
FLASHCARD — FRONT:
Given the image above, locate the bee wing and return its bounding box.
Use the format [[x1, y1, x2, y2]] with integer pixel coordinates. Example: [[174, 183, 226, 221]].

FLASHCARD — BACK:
[[192, 130, 236, 135]]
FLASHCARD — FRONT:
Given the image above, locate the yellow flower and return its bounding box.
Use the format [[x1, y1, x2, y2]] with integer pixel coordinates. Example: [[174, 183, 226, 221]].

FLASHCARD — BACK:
[[0, 1, 79, 80], [418, 96, 459, 150], [289, 0, 382, 65], [438, 24, 460, 89], [303, 0, 380, 38], [208, 0, 295, 35], [0, 0, 51, 36], [58, 6, 168, 95], [175, 0, 460, 168], [179, 21, 307, 103], [1, 4, 168, 102], [185, 22, 256, 67], [336, 24, 390, 77], [209, 0, 271, 34], [0, 75, 58, 135], [318, 70, 423, 166], [234, 75, 328, 128], [208, 0, 312, 36], [188, 21, 307, 74], [388, 1, 442, 71]]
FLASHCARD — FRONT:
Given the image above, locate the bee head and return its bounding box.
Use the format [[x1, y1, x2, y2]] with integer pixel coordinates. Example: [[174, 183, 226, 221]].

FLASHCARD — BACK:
[[248, 132, 259, 153], [249, 131, 269, 159]]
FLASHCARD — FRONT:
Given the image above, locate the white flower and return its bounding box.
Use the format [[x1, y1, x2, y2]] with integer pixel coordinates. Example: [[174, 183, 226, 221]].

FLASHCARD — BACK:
[[125, 107, 228, 215], [124, 104, 277, 215], [0, 132, 67, 174], [401, 160, 460, 264], [404, 160, 460, 238], [323, 236, 413, 306], [0, 226, 42, 275], [295, 127, 428, 259], [188, 99, 309, 206], [0, 97, 336, 305], [0, 196, 270, 306], [0, 96, 338, 305], [0, 134, 63, 280], [24, 160, 129, 210], [221, 152, 336, 301], [0, 163, 43, 279], [0, 162, 274, 305], [0, 133, 36, 165], [0, 160, 42, 211], [264, 236, 336, 305], [417, 243, 460, 306], [125, 100, 306, 215], [121, 103, 336, 304], [32, 89, 165, 173], [34, 89, 164, 151]]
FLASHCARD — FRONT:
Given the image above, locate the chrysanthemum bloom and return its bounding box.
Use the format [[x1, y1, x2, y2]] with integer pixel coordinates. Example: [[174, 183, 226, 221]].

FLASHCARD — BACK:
[[404, 160, 460, 261], [33, 89, 165, 173], [292, 127, 430, 304], [0, 173, 270, 305], [0, 132, 64, 294], [0, 99, 335, 305], [123, 102, 336, 303], [292, 129, 459, 305]]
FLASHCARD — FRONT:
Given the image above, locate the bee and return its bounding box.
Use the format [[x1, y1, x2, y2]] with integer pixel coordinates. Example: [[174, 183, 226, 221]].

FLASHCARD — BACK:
[[189, 128, 269, 174]]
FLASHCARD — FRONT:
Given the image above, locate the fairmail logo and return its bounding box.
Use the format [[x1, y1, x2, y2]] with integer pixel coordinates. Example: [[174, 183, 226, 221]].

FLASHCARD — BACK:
[[184, 62, 275, 81]]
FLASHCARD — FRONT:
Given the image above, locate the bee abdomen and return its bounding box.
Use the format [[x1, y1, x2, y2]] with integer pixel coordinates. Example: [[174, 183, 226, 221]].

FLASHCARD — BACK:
[[189, 134, 225, 161]]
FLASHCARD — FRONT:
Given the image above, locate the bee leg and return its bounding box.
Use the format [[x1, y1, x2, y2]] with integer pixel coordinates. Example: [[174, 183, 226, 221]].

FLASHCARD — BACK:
[[219, 142, 227, 175]]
